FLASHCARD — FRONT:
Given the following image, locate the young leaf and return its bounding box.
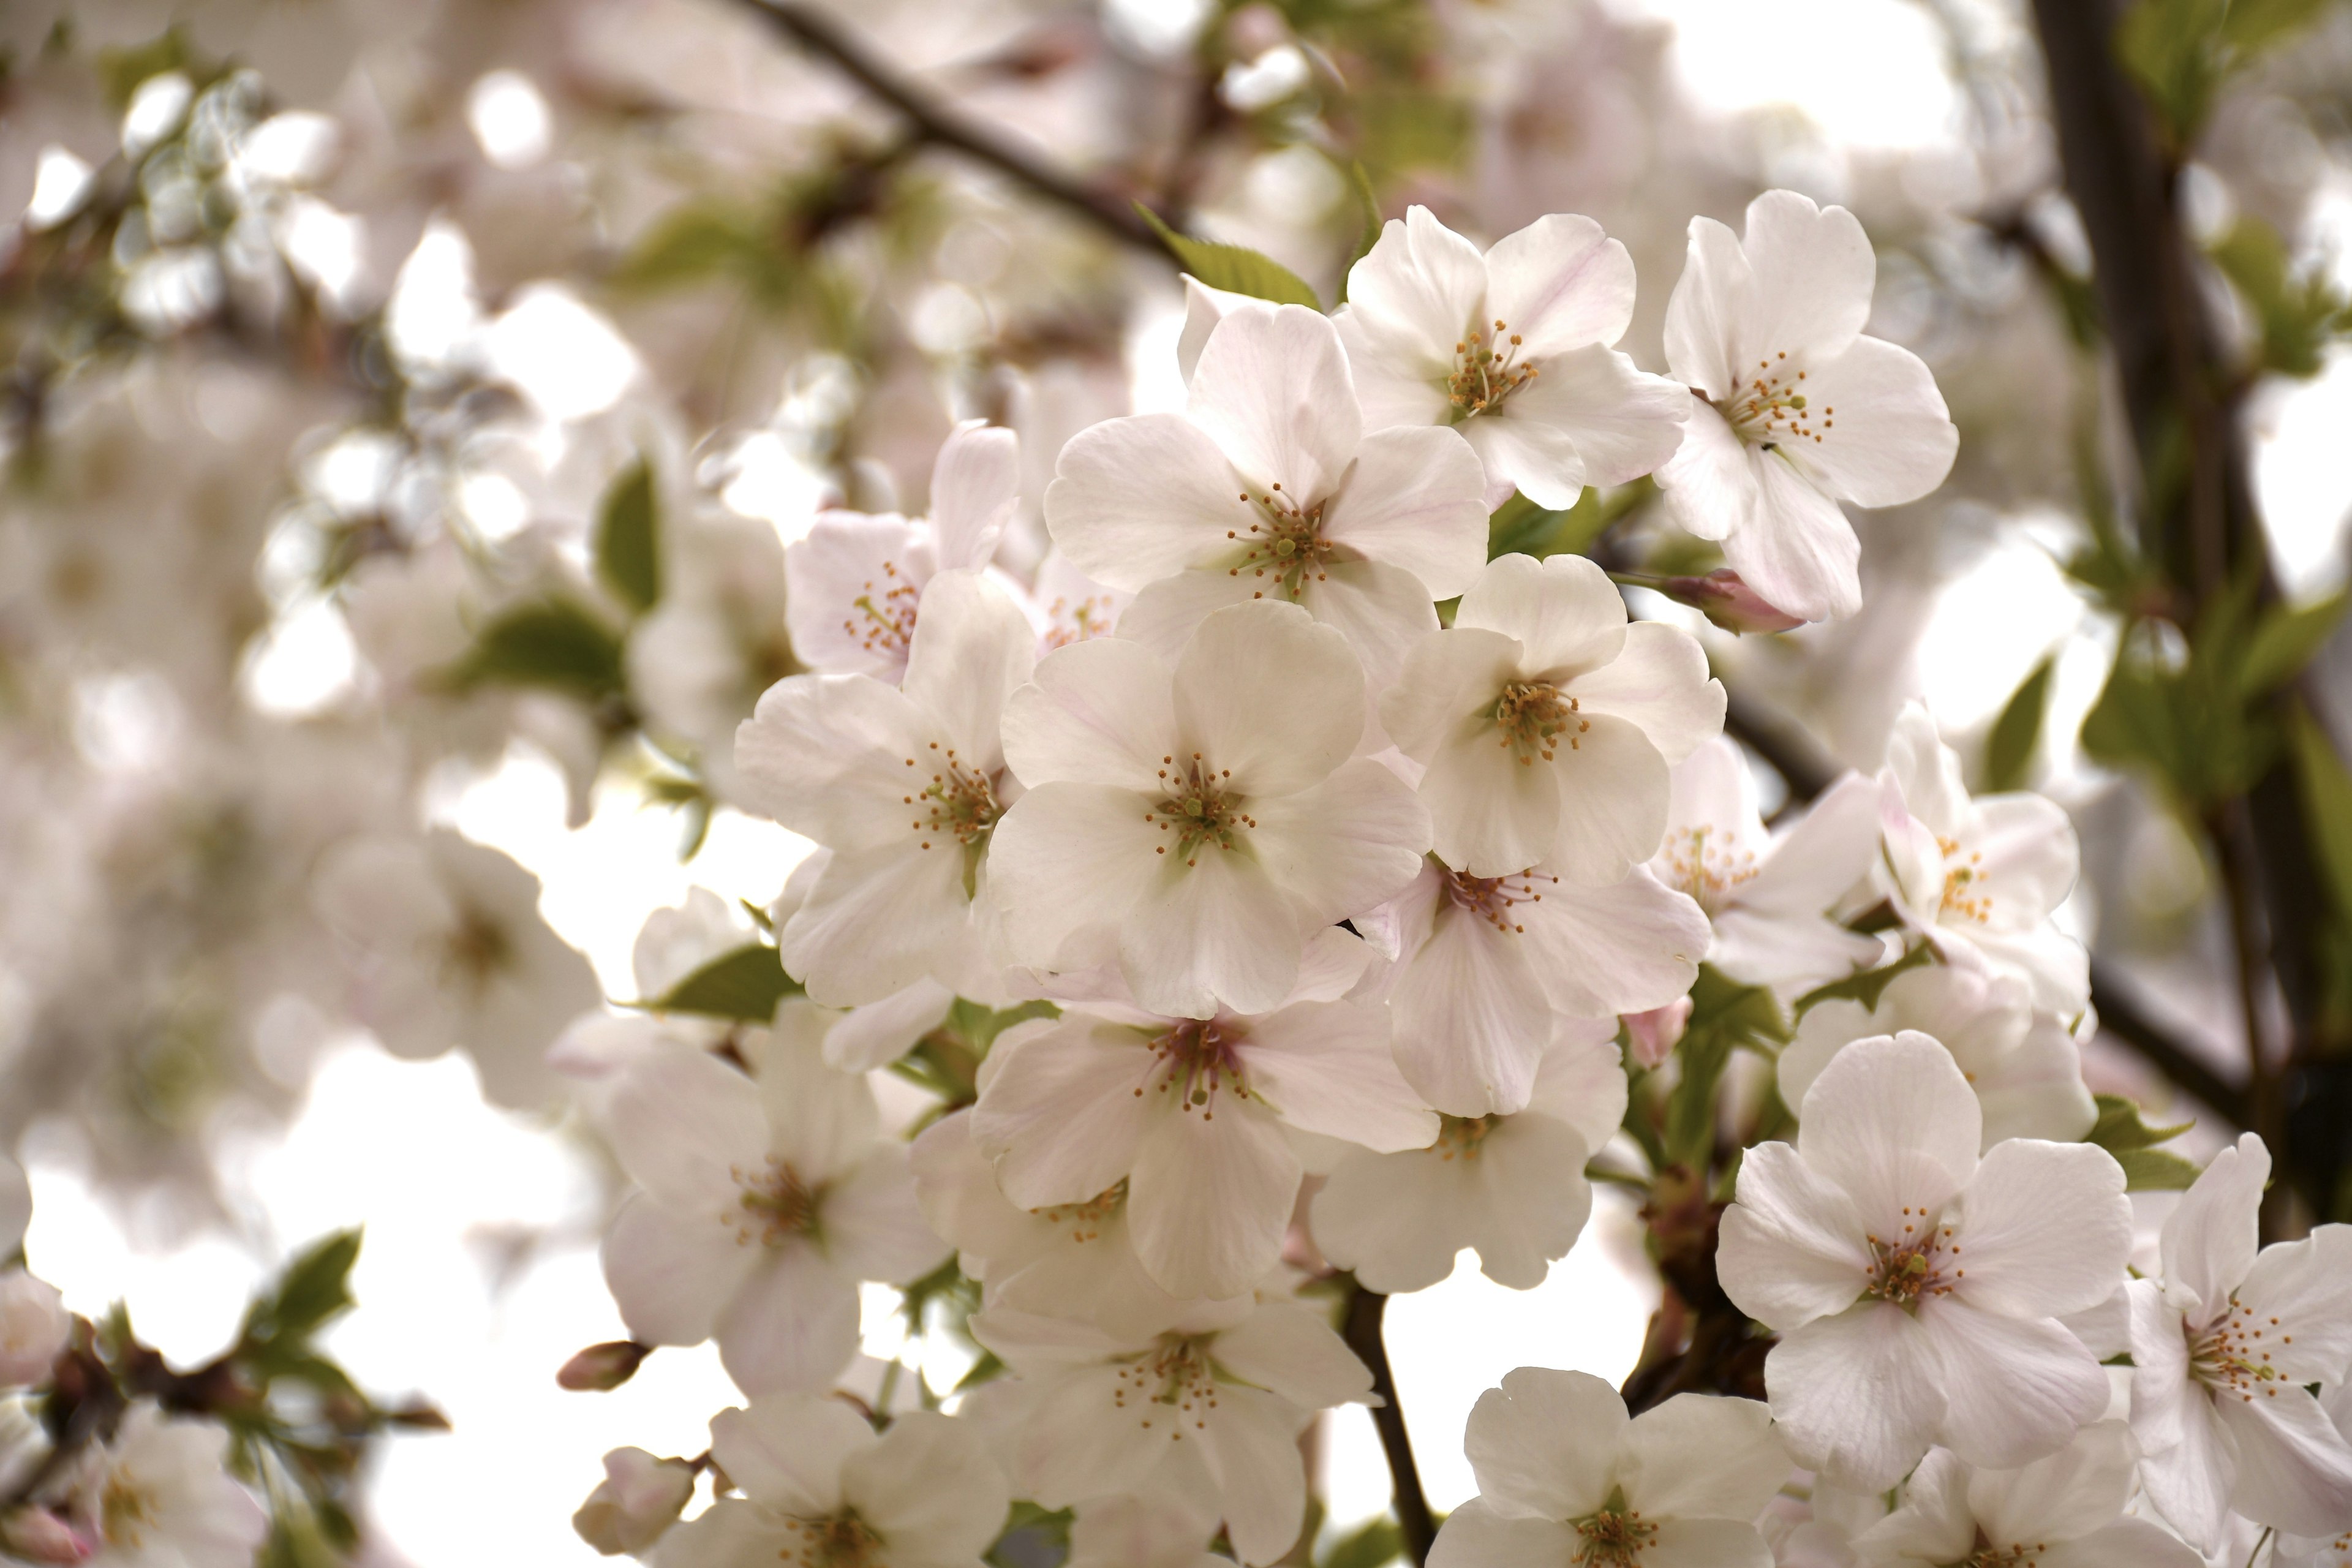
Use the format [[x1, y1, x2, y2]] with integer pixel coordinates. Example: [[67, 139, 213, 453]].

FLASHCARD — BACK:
[[1135, 204, 1321, 310], [2087, 1091, 2195, 1152], [2116, 1147, 2204, 1190], [643, 943, 802, 1022], [1322, 1518, 1404, 1568], [1793, 943, 1934, 1017], [440, 599, 628, 703], [2237, 588, 2348, 698], [2290, 710, 2352, 924], [596, 460, 662, 616], [1984, 654, 2057, 793], [245, 1229, 363, 1348]]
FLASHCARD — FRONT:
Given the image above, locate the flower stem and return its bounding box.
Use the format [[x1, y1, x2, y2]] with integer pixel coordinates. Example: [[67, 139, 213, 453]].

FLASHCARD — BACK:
[[1342, 1285, 1436, 1566]]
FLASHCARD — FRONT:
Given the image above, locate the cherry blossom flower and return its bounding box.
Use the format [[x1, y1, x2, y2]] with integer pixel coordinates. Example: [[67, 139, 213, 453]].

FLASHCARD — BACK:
[[990, 600, 1430, 1019], [1877, 704, 2089, 1015], [60, 1406, 266, 1568], [971, 929, 1434, 1299], [1066, 1488, 1227, 1568], [0, 1272, 69, 1387], [1381, 552, 1724, 882], [627, 507, 794, 804], [1648, 737, 1882, 997], [964, 1294, 1371, 1567], [572, 1447, 694, 1556], [1849, 1423, 2201, 1568], [1781, 965, 2096, 1148], [1044, 303, 1488, 687], [655, 1396, 1008, 1568], [783, 419, 1020, 682], [736, 569, 1036, 1007], [2125, 1133, 2352, 1551], [2277, 1382, 2352, 1568], [1654, 190, 1958, 622], [597, 1001, 948, 1395], [1428, 1368, 1788, 1568], [1311, 1018, 1624, 1292], [1357, 855, 1703, 1115], [1336, 205, 1689, 510], [1716, 1031, 2130, 1490]]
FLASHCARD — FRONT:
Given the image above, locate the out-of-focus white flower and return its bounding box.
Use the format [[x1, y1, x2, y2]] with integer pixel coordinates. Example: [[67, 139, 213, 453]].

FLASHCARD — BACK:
[[1382, 553, 1723, 882], [1337, 206, 1688, 510], [654, 1397, 1007, 1568], [736, 570, 1035, 1007], [62, 1406, 266, 1568], [1046, 303, 1488, 687], [597, 1001, 948, 1395], [1066, 1487, 1227, 1568], [627, 508, 793, 804], [572, 1447, 694, 1557], [1312, 1019, 1623, 1292], [1656, 190, 1958, 622], [1781, 965, 2095, 1147], [1850, 1423, 2199, 1568], [1428, 1368, 1787, 1568], [972, 929, 1433, 1299], [2126, 1134, 2352, 1550], [0, 1273, 69, 1388], [990, 600, 1429, 1019], [1717, 1033, 2130, 1490]]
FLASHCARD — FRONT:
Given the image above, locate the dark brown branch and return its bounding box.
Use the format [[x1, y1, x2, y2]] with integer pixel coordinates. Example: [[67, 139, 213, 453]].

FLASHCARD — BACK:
[[742, 0, 1167, 255], [1342, 1286, 1436, 1567]]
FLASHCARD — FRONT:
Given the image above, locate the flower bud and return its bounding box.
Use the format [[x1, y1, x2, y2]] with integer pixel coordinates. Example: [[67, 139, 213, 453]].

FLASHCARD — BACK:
[[1660, 569, 1805, 634], [0, 1272, 70, 1388], [557, 1340, 651, 1392], [1621, 997, 1692, 1071], [1, 1507, 93, 1562], [572, 1448, 693, 1556]]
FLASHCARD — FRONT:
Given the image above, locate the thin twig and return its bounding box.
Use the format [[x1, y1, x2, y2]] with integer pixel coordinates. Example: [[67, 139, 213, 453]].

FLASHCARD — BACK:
[[741, 0, 1167, 254], [1342, 1286, 1436, 1566]]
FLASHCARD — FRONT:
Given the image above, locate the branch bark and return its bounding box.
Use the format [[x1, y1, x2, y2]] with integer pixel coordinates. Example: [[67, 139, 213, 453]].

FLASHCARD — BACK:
[[1342, 1286, 1437, 1567]]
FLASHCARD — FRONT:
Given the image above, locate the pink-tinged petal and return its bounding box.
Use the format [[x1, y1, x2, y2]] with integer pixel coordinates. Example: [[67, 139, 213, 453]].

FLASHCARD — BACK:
[[1796, 1031, 1981, 1218], [2138, 1370, 2236, 1552], [1565, 620, 1725, 766], [1179, 276, 1262, 385], [651, 1497, 786, 1566], [1300, 557, 1446, 696], [1173, 601, 1363, 797], [1642, 1517, 1775, 1568], [1965, 792, 2081, 932], [2162, 1133, 2268, 1309], [899, 568, 1035, 766], [1518, 864, 1709, 1017], [2240, 1223, 2352, 1382], [1618, 1393, 1787, 1521], [1456, 552, 1628, 677], [757, 1005, 883, 1180], [1313, 1145, 1472, 1293], [1970, 1011, 2098, 1148], [845, 1411, 1011, 1562], [2125, 1275, 2193, 1448], [929, 421, 1019, 571], [1852, 1449, 1975, 1566], [1487, 345, 1691, 502], [1247, 758, 1431, 927], [1121, 843, 1304, 1019], [981, 1362, 1164, 1504], [988, 782, 1164, 974], [778, 837, 973, 1008], [1324, 424, 1489, 597], [1188, 304, 1362, 500], [1045, 412, 1253, 592], [1198, 1383, 1313, 1566], [1116, 559, 1260, 663], [1461, 401, 1588, 512], [715, 1245, 863, 1394], [1717, 1142, 1872, 1330], [1419, 705, 1568, 878], [973, 1015, 1156, 1206], [1951, 1139, 2131, 1319], [605, 1049, 767, 1205], [824, 979, 953, 1073], [819, 1148, 949, 1286], [1464, 1366, 1624, 1520], [1710, 908, 1882, 998], [1522, 1019, 1630, 1153], [1343, 207, 1490, 370], [709, 1396, 872, 1515], [603, 1194, 760, 1347], [1483, 214, 1636, 358], [1238, 1000, 1437, 1151], [1922, 1296, 2111, 1471], [2034, 1518, 2206, 1568], [783, 513, 935, 680], [1966, 1419, 2137, 1548], [2213, 1381, 2352, 1539], [1789, 335, 1956, 508], [1430, 1501, 1583, 1568], [1211, 1301, 1373, 1409], [1337, 307, 1458, 430], [1548, 712, 1673, 885], [1290, 924, 1380, 1002], [1001, 635, 1178, 792], [1381, 625, 1522, 763], [1736, 191, 1875, 364], [1389, 895, 1553, 1116], [1721, 450, 1861, 622], [1655, 396, 1754, 545], [1662, 216, 1752, 401], [1126, 1101, 1300, 1299], [734, 674, 937, 846], [1461, 1112, 1592, 1287], [1765, 1302, 1945, 1490]]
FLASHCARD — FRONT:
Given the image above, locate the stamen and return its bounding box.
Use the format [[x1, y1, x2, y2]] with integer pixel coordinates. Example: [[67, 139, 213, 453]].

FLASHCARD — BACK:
[[1150, 755, 1256, 866], [1492, 682, 1587, 764], [1445, 317, 1539, 420], [1147, 1019, 1250, 1120], [725, 1158, 821, 1248], [1440, 865, 1555, 933], [1660, 825, 1760, 912], [840, 560, 919, 657]]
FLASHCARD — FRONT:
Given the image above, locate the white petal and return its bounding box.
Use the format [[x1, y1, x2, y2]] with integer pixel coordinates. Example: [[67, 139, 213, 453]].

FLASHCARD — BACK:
[[1964, 793, 2081, 933], [1951, 1139, 2131, 1319], [778, 837, 973, 1008], [1463, 1366, 1624, 1520], [1337, 304, 1457, 429], [1971, 1011, 2100, 1147], [1654, 395, 1754, 545], [2138, 1366, 2236, 1551], [1736, 190, 1875, 364], [715, 1246, 862, 1394], [1921, 1295, 2111, 1471], [1001, 635, 1179, 793], [1121, 842, 1305, 1019], [652, 1497, 785, 1568], [782, 513, 935, 680], [1343, 207, 1490, 369], [988, 782, 1164, 974], [1246, 758, 1431, 926], [1430, 1501, 1582, 1568], [820, 1148, 949, 1286], [1566, 621, 1724, 766], [1418, 704, 1569, 877], [1487, 345, 1690, 502], [2036, 1519, 2206, 1568], [1462, 402, 1588, 512], [1325, 424, 1490, 597], [2161, 1132, 2267, 1309], [1455, 552, 1627, 677], [1966, 1419, 2137, 1548], [1483, 214, 1635, 357], [1381, 625, 1522, 763], [1461, 1113, 1592, 1288], [603, 1194, 759, 1346], [1717, 1140, 1871, 1330], [1240, 1000, 1437, 1150], [2125, 1276, 2193, 1455], [1389, 894, 1554, 1117], [1179, 276, 1262, 386], [709, 1396, 872, 1514], [1188, 303, 1362, 502], [1197, 1382, 1313, 1566], [1644, 1517, 1776, 1568], [929, 421, 1019, 571], [1765, 1302, 1946, 1490], [844, 1410, 1010, 1561], [2213, 1382, 2352, 1539], [1522, 1019, 1630, 1153], [1298, 556, 1446, 695], [1212, 1300, 1373, 1409], [1796, 1031, 1981, 1221], [1850, 1449, 1975, 1565], [1312, 1148, 1468, 1294], [1173, 601, 1362, 797], [1790, 336, 1957, 508], [825, 979, 953, 1072], [973, 1015, 1155, 1205], [1518, 864, 1709, 1017], [900, 568, 1035, 764], [2239, 1223, 2352, 1382], [1045, 412, 1253, 592], [1721, 450, 1860, 622], [605, 1049, 767, 1205], [1618, 1393, 1787, 1521], [1662, 216, 1750, 399], [1126, 1102, 1300, 1299], [1546, 712, 1672, 885], [734, 674, 935, 846]]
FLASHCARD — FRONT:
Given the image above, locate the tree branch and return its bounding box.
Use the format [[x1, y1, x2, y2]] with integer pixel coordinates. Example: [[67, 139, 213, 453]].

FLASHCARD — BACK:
[[1342, 1286, 1437, 1567], [741, 0, 1167, 255]]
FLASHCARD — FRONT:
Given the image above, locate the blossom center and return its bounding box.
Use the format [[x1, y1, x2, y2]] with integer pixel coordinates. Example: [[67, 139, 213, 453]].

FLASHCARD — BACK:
[[1040, 589, 1120, 649], [1435, 1114, 1499, 1161], [1145, 753, 1256, 867], [1959, 1529, 2048, 1568], [778, 1512, 885, 1568], [1938, 838, 1990, 924], [1659, 825, 1758, 913], [728, 1158, 820, 1247], [1861, 1205, 1958, 1310], [1571, 1493, 1657, 1568], [100, 1471, 157, 1549], [842, 559, 919, 660], [1440, 865, 1556, 933], [902, 742, 1003, 896], [1030, 1180, 1126, 1243], [1723, 352, 1833, 451], [1225, 483, 1335, 602], [439, 907, 513, 995], [1493, 682, 1587, 764], [1110, 1333, 1220, 1441], [2188, 1298, 2286, 1401], [1144, 1018, 1250, 1119], [1446, 318, 1538, 420]]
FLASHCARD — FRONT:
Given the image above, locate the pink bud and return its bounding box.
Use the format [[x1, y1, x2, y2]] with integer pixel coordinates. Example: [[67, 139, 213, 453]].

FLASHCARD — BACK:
[[1623, 997, 1693, 1070], [557, 1340, 651, 1392], [2, 1509, 94, 1563], [1661, 569, 1805, 634], [574, 1449, 694, 1555]]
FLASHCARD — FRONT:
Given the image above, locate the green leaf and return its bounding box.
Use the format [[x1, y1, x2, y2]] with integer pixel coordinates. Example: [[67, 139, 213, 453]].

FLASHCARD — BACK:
[[643, 943, 802, 1022], [1488, 480, 1651, 563], [1793, 943, 1935, 1017], [2210, 217, 2351, 380], [1321, 1517, 1404, 1568], [1984, 654, 2057, 793], [596, 460, 662, 616], [2087, 1091, 2195, 1151], [2237, 589, 2347, 698], [986, 1501, 1071, 1568], [2117, 1147, 2204, 1190], [1664, 967, 1787, 1167], [942, 997, 1059, 1056], [1135, 205, 1321, 309], [244, 1230, 362, 1349], [2117, 0, 2339, 147], [2290, 710, 2352, 924], [440, 598, 628, 703]]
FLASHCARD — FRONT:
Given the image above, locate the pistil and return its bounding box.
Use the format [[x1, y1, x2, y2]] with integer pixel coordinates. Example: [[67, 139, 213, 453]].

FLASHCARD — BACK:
[[1447, 318, 1539, 419], [1493, 682, 1586, 764], [1145, 753, 1257, 867], [1225, 483, 1336, 602]]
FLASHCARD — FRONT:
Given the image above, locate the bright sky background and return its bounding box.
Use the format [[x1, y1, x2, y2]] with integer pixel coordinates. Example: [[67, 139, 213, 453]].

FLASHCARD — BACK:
[[22, 0, 2352, 1561]]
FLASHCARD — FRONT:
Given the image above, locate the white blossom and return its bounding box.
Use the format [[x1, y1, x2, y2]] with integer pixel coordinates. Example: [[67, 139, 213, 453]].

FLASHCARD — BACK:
[[1849, 1423, 2200, 1568], [573, 1447, 695, 1557], [62, 1406, 266, 1568], [0, 1273, 69, 1388]]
